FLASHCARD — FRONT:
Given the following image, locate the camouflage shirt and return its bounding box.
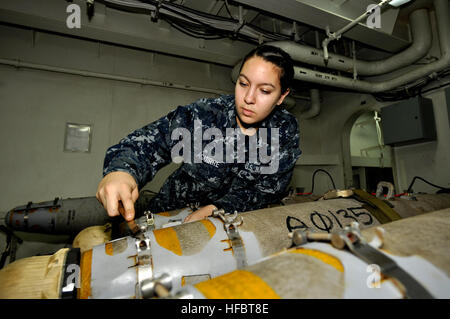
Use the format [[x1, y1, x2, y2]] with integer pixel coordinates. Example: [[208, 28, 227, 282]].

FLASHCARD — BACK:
[[103, 94, 302, 214]]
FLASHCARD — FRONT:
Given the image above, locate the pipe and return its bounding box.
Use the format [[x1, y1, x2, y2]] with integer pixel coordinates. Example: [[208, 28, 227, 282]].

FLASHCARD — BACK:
[[292, 0, 449, 93], [357, 9, 432, 76], [322, 0, 391, 64], [301, 89, 321, 119], [298, 32, 322, 120], [0, 58, 231, 96], [281, 96, 297, 110], [266, 9, 432, 76]]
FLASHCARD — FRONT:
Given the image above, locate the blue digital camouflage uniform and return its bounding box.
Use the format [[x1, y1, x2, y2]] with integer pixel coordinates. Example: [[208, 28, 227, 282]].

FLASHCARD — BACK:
[[103, 94, 302, 215]]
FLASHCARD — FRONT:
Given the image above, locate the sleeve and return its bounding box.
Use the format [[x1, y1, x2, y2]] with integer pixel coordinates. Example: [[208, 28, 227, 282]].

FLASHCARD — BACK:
[[212, 117, 302, 214], [102, 100, 199, 189]]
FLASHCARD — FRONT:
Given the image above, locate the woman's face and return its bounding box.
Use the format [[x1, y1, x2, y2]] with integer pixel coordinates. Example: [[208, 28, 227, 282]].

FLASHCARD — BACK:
[[235, 55, 290, 126]]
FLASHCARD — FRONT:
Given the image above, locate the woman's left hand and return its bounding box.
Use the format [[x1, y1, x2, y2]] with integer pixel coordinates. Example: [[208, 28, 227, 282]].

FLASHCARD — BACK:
[[183, 204, 217, 223]]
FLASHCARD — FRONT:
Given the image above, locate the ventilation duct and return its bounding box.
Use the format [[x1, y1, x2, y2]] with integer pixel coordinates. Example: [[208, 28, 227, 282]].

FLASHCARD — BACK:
[[292, 0, 449, 93], [267, 8, 432, 77]]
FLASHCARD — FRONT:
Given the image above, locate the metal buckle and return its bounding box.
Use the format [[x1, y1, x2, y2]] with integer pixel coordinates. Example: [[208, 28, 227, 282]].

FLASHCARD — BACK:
[[135, 235, 154, 299], [133, 212, 173, 299], [289, 222, 434, 299], [212, 209, 247, 269]]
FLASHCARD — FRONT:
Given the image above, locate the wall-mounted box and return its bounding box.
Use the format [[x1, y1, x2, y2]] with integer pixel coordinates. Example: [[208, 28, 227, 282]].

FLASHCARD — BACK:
[[380, 96, 436, 146]]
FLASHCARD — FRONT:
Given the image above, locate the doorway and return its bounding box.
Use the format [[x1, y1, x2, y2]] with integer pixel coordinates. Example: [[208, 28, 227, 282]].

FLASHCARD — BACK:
[[345, 110, 395, 192]]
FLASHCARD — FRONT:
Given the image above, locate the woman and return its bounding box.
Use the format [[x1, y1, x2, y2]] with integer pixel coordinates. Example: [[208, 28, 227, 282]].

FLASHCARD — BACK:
[[96, 45, 301, 223]]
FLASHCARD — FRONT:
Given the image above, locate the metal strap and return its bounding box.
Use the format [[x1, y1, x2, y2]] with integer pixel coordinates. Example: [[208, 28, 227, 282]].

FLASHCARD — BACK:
[[322, 189, 354, 200], [213, 209, 248, 269], [60, 248, 81, 299], [352, 189, 402, 224], [320, 187, 401, 224], [225, 225, 248, 269], [293, 222, 434, 299], [135, 233, 154, 299], [338, 223, 433, 299], [351, 241, 434, 299], [13, 200, 61, 212]]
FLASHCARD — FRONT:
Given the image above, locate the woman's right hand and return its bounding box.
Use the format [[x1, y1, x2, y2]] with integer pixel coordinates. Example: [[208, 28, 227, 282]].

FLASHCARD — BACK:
[[96, 171, 139, 221]]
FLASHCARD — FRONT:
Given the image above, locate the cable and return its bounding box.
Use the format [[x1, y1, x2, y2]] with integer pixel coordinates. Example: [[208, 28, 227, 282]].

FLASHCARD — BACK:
[[419, 79, 450, 95], [98, 0, 290, 44], [406, 176, 450, 193], [161, 2, 288, 42], [373, 67, 450, 102], [164, 16, 227, 39], [159, 0, 237, 23], [223, 0, 234, 19], [310, 169, 337, 194]]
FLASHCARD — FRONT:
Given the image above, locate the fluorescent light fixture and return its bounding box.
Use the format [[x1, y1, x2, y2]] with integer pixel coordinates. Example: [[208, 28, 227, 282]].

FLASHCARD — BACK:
[[389, 0, 412, 7]]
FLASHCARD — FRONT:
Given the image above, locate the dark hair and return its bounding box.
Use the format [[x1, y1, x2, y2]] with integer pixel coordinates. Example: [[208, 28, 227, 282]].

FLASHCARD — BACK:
[[239, 45, 294, 94]]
